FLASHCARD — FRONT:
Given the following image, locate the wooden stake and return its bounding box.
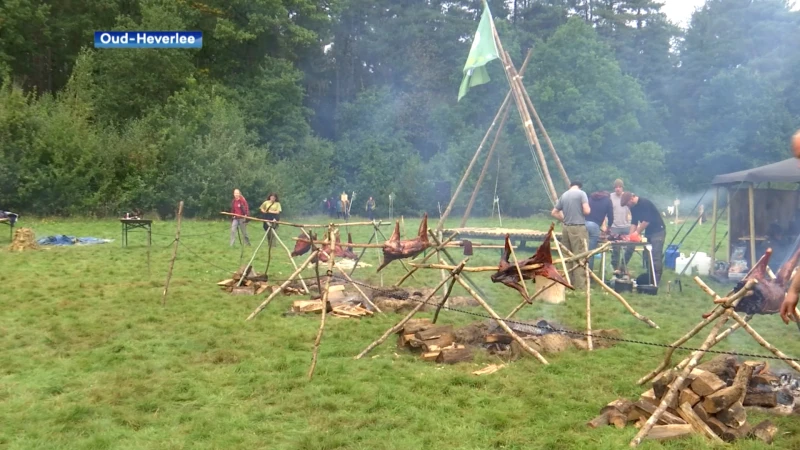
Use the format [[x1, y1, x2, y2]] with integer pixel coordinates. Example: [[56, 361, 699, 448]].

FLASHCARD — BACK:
[[432, 277, 459, 324], [461, 49, 534, 227], [392, 233, 459, 287], [630, 314, 731, 447], [728, 309, 800, 373], [748, 183, 756, 268], [246, 250, 320, 321], [309, 228, 336, 380], [162, 200, 184, 306], [711, 187, 718, 267], [335, 266, 382, 313], [349, 222, 379, 276], [453, 275, 549, 364], [507, 233, 531, 300], [237, 227, 270, 287], [354, 260, 468, 359], [271, 228, 310, 294], [552, 232, 571, 287], [585, 238, 593, 351], [520, 80, 570, 190]]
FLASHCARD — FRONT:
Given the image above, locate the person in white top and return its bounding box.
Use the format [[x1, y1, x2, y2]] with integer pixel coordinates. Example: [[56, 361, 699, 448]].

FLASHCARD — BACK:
[[609, 179, 634, 272]]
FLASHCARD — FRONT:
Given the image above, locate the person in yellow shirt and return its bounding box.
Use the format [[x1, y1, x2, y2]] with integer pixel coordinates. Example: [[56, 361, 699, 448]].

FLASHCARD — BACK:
[[259, 193, 282, 232]]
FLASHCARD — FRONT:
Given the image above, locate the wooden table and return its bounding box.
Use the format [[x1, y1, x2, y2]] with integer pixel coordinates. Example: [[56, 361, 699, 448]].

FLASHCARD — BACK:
[[598, 241, 657, 287], [120, 219, 152, 247]]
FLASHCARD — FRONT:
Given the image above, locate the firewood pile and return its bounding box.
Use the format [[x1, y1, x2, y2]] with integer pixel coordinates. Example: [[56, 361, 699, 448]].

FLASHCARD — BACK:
[[217, 266, 306, 296], [288, 284, 376, 318], [396, 319, 473, 364], [370, 287, 478, 313], [590, 355, 780, 444]]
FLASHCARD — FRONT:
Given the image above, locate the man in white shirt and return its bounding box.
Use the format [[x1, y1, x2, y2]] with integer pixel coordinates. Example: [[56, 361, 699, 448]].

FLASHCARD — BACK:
[[609, 179, 633, 271]]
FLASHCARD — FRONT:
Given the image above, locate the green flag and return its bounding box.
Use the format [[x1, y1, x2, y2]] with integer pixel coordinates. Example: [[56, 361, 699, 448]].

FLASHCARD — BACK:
[[458, 4, 499, 101]]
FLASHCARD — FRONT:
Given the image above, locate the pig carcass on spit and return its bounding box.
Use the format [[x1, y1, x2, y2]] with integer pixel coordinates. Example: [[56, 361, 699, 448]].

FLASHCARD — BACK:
[[490, 224, 574, 299], [316, 233, 358, 262], [377, 213, 430, 272], [291, 231, 317, 256], [728, 244, 800, 315]]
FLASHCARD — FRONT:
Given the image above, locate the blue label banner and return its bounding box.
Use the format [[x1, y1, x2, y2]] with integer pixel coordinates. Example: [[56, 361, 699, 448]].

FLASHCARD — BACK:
[[94, 31, 202, 49]]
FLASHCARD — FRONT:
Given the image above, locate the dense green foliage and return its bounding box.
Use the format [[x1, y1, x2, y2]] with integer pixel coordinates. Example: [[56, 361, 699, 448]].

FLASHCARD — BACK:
[[1, 0, 799, 217]]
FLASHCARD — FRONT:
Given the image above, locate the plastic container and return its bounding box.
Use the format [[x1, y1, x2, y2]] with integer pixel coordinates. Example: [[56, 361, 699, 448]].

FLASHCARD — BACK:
[[693, 252, 711, 276], [665, 244, 681, 270], [675, 253, 693, 275]]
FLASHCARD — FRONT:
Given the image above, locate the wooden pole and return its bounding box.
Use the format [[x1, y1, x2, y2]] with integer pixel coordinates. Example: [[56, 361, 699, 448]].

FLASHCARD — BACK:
[[237, 228, 270, 287], [427, 230, 490, 300], [727, 188, 732, 263], [460, 49, 534, 227], [584, 238, 593, 351], [309, 228, 336, 380], [711, 187, 718, 267], [551, 232, 571, 286], [748, 183, 756, 268], [435, 93, 512, 231], [728, 309, 800, 373], [221, 212, 383, 229], [354, 260, 468, 360], [454, 274, 549, 364], [521, 90, 569, 191], [629, 313, 731, 447], [637, 277, 756, 385], [507, 234, 532, 300], [246, 250, 320, 321], [162, 201, 184, 306], [432, 277, 459, 324], [349, 222, 379, 276], [271, 227, 310, 294]]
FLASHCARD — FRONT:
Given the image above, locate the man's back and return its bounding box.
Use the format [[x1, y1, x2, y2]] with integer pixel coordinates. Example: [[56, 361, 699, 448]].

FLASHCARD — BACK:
[[556, 189, 588, 225]]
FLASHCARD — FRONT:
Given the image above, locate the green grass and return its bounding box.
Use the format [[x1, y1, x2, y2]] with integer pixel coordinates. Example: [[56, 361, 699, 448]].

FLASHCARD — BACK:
[[1, 214, 799, 449]]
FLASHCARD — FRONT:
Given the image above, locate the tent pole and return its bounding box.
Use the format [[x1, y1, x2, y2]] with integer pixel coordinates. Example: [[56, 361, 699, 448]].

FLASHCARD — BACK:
[[711, 187, 718, 269], [727, 188, 732, 264], [748, 183, 756, 269]]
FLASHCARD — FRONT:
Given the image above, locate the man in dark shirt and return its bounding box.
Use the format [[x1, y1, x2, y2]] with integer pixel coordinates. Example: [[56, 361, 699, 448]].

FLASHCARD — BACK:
[[621, 192, 666, 285], [586, 191, 613, 270]]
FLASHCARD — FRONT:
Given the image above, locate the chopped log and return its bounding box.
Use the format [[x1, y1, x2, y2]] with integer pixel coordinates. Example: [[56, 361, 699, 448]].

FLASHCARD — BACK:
[[643, 424, 693, 441], [587, 413, 610, 429], [751, 373, 780, 386], [231, 285, 256, 295], [653, 370, 677, 400], [608, 409, 628, 429], [217, 279, 235, 286], [743, 391, 778, 407], [690, 369, 726, 396], [292, 300, 324, 313], [485, 334, 513, 344], [704, 415, 752, 442], [702, 361, 757, 414], [403, 319, 433, 335], [472, 364, 506, 375], [255, 284, 270, 295], [693, 403, 711, 423], [631, 401, 686, 425], [421, 351, 441, 361], [436, 347, 473, 364], [696, 355, 738, 384], [421, 334, 455, 352], [716, 402, 747, 429], [748, 420, 778, 444], [640, 389, 659, 407], [415, 325, 454, 341], [677, 402, 723, 443], [679, 388, 701, 407]]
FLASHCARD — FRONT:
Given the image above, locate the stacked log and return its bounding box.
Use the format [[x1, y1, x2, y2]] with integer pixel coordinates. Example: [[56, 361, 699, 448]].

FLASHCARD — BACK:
[[590, 356, 778, 444], [290, 299, 374, 318], [396, 319, 474, 364], [217, 266, 309, 296]]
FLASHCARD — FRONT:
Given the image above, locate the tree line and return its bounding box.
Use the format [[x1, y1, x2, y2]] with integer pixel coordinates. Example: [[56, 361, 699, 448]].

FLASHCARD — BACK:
[[1, 0, 798, 218]]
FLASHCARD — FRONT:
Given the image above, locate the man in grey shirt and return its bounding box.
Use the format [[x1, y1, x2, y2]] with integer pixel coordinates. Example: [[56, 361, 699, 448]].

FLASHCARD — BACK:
[[609, 179, 633, 271], [551, 181, 590, 290]]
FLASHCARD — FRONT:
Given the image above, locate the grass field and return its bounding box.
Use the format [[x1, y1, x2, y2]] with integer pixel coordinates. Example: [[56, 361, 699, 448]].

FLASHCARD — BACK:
[[2, 214, 800, 449]]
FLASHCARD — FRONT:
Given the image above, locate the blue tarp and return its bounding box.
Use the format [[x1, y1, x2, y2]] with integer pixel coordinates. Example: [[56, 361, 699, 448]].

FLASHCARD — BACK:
[[37, 235, 113, 246]]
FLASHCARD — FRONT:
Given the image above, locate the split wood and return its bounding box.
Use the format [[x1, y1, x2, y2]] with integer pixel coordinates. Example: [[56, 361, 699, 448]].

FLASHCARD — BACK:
[[221, 212, 385, 229], [246, 250, 320, 321], [585, 238, 593, 351], [270, 227, 310, 294], [453, 274, 549, 364], [637, 278, 756, 385], [354, 259, 469, 360], [334, 265, 382, 313], [560, 246, 659, 328], [162, 200, 184, 306], [308, 228, 337, 380], [629, 313, 732, 447]]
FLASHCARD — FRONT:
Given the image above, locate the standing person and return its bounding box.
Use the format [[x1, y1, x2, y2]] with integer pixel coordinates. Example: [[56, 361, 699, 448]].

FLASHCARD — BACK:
[[779, 130, 800, 324], [621, 192, 666, 285], [335, 197, 343, 219], [340, 191, 350, 219], [366, 196, 376, 220], [259, 194, 282, 247], [586, 190, 613, 271], [551, 181, 591, 290], [230, 189, 251, 247], [610, 179, 634, 271]]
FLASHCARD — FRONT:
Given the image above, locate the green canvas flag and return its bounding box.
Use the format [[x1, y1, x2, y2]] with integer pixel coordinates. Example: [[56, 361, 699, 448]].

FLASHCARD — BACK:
[[458, 4, 499, 101]]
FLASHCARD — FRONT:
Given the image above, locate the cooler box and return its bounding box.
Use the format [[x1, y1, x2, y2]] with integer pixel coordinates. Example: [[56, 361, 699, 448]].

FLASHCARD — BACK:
[[665, 244, 680, 270]]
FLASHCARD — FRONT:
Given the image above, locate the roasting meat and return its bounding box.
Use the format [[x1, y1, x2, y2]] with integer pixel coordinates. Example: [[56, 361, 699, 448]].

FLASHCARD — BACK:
[[731, 245, 800, 315], [316, 233, 358, 262], [291, 231, 317, 256], [490, 224, 574, 299], [377, 214, 430, 272]]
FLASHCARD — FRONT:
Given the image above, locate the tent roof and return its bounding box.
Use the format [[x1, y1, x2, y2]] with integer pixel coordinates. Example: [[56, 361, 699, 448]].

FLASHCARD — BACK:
[[711, 158, 800, 185]]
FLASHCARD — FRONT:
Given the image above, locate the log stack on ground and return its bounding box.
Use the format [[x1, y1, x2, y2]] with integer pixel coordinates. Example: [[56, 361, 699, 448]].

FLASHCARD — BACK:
[[589, 355, 779, 444], [396, 319, 474, 363], [290, 299, 374, 318], [216, 266, 311, 296], [9, 228, 37, 252]]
